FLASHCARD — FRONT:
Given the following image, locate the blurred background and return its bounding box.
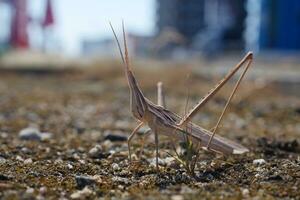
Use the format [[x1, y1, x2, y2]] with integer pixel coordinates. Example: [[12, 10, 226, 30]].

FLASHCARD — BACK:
[[0, 0, 299, 94], [1, 0, 300, 58]]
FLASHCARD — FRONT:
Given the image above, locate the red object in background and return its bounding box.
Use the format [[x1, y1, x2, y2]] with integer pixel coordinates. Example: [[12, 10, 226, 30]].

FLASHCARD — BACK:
[[10, 0, 29, 49], [42, 0, 54, 27]]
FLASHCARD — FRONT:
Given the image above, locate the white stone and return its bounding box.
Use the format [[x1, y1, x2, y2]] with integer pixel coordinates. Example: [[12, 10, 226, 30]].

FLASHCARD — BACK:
[[241, 188, 250, 196], [16, 155, 24, 161], [19, 127, 40, 140], [67, 163, 74, 169], [24, 158, 33, 164], [0, 157, 6, 164], [253, 159, 266, 165], [39, 132, 53, 141], [148, 157, 166, 167], [19, 127, 52, 141], [112, 163, 120, 171], [25, 188, 34, 194], [70, 187, 93, 199], [171, 195, 184, 200]]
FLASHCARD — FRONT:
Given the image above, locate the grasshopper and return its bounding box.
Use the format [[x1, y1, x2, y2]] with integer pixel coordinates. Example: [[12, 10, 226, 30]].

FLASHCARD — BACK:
[[110, 22, 252, 171]]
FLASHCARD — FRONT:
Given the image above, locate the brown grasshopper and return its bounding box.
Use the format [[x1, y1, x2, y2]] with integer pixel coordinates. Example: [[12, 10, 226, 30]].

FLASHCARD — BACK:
[[110, 22, 252, 171]]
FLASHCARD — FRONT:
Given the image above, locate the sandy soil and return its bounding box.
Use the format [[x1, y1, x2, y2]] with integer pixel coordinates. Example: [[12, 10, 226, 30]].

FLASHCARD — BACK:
[[0, 61, 299, 199]]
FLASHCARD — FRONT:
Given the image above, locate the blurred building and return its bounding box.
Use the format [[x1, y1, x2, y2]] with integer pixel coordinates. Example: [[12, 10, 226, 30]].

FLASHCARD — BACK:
[[156, 0, 206, 42], [156, 0, 246, 56], [156, 0, 300, 56], [245, 0, 300, 52]]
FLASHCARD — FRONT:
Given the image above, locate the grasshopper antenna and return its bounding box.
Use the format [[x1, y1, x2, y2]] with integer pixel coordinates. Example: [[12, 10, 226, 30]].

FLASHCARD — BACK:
[[122, 20, 132, 73], [109, 22, 125, 65]]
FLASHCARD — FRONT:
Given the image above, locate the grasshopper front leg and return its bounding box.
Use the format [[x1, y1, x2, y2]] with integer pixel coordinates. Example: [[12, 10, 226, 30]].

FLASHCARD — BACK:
[[128, 122, 144, 162], [154, 119, 159, 172]]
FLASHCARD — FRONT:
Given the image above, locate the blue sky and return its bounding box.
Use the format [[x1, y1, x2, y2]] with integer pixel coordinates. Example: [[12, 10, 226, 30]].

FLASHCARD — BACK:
[[29, 0, 156, 54]]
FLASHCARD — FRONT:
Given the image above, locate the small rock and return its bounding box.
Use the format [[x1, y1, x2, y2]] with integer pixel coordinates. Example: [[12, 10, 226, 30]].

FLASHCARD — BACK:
[[54, 158, 63, 164], [148, 157, 166, 167], [19, 127, 52, 141], [112, 163, 120, 171], [241, 188, 250, 197], [111, 176, 129, 185], [0, 157, 6, 164], [88, 145, 103, 158], [19, 127, 40, 140], [16, 155, 24, 162], [165, 157, 179, 168], [0, 132, 8, 139], [24, 158, 33, 164], [39, 132, 53, 141], [118, 184, 124, 190], [104, 133, 127, 142], [253, 159, 266, 165], [78, 160, 85, 164], [67, 163, 73, 169], [21, 147, 31, 154], [0, 174, 12, 180], [25, 187, 34, 194], [75, 175, 96, 189], [39, 186, 47, 195], [267, 174, 283, 181], [171, 195, 184, 200], [73, 153, 80, 160], [36, 195, 45, 200], [70, 187, 93, 199], [255, 173, 262, 178], [102, 140, 113, 149], [92, 175, 102, 183]]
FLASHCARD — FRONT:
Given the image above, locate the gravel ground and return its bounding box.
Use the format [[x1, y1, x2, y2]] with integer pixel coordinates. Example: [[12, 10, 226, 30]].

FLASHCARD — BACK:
[[0, 62, 299, 199]]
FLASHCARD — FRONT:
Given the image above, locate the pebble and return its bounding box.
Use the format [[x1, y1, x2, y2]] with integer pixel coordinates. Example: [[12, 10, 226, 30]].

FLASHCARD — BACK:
[[19, 127, 53, 141], [24, 158, 33, 164], [25, 187, 34, 195], [19, 127, 41, 140], [16, 155, 24, 162], [148, 157, 166, 167], [0, 174, 12, 180], [112, 163, 120, 171], [54, 158, 63, 164], [78, 160, 85, 164], [0, 157, 6, 164], [67, 163, 74, 169], [92, 175, 102, 183], [70, 187, 93, 199], [241, 188, 250, 197], [164, 157, 177, 167], [21, 147, 31, 154], [171, 195, 184, 200], [88, 145, 103, 158], [111, 176, 129, 185], [75, 175, 96, 189], [39, 186, 47, 195], [104, 133, 127, 142], [39, 132, 53, 141], [102, 140, 113, 149], [253, 159, 266, 165], [0, 132, 8, 139]]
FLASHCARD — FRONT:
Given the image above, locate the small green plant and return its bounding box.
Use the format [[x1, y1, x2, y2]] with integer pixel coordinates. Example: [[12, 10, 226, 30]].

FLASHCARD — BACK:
[[168, 131, 201, 177]]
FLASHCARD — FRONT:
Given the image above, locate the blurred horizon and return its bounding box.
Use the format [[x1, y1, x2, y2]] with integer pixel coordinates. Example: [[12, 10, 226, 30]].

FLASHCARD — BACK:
[[1, 0, 155, 55], [1, 0, 300, 59]]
